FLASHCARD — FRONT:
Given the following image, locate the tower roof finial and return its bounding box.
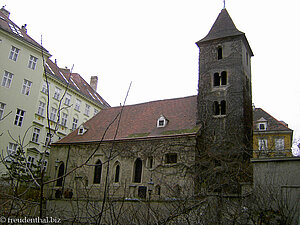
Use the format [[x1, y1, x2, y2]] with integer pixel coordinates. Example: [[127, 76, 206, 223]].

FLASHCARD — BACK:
[[223, 0, 226, 9]]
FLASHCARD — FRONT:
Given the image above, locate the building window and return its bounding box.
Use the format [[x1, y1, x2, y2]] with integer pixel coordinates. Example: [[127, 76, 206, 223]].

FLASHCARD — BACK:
[[155, 185, 161, 196], [72, 118, 78, 130], [2, 71, 13, 88], [147, 156, 153, 169], [14, 109, 25, 127], [75, 99, 81, 111], [217, 46, 223, 60], [78, 125, 87, 135], [56, 163, 65, 187], [37, 101, 45, 116], [64, 93, 71, 106], [258, 122, 267, 131], [61, 113, 68, 127], [213, 101, 226, 116], [43, 160, 48, 172], [114, 164, 120, 183], [21, 79, 32, 96], [45, 133, 52, 146], [157, 115, 167, 128], [28, 55, 38, 70], [165, 153, 177, 164], [213, 71, 227, 86], [54, 87, 61, 100], [9, 46, 20, 61], [50, 107, 57, 121], [7, 142, 17, 157], [27, 156, 35, 169], [0, 102, 6, 120], [85, 104, 90, 116], [31, 128, 40, 143], [41, 81, 48, 94], [275, 138, 284, 150], [258, 139, 268, 150], [93, 160, 102, 184], [133, 158, 142, 183]]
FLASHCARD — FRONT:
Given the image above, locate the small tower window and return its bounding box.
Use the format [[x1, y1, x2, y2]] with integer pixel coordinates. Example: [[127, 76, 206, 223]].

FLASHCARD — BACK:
[[221, 71, 227, 85], [213, 71, 227, 87], [213, 101, 226, 116], [217, 47, 223, 60], [214, 73, 220, 86]]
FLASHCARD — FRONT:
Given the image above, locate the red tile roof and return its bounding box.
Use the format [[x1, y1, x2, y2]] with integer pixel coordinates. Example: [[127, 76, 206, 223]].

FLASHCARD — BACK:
[[55, 95, 200, 144]]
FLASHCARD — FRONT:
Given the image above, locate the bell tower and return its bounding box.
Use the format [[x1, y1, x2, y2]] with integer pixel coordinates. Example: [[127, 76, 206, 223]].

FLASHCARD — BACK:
[[196, 9, 253, 193]]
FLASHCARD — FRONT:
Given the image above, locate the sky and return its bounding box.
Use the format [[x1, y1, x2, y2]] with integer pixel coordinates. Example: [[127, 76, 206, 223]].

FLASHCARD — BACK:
[[2, 0, 300, 151]]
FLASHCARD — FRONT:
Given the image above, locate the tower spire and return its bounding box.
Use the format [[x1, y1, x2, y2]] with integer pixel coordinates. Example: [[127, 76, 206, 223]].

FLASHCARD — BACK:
[[223, 0, 226, 9]]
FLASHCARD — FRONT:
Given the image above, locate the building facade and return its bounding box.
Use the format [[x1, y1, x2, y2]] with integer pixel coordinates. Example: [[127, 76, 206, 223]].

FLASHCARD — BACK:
[[46, 8, 254, 204], [0, 7, 109, 174], [253, 107, 293, 158]]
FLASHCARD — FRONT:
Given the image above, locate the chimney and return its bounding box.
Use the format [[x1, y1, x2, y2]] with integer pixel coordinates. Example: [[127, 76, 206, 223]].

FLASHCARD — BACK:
[[21, 24, 27, 33], [0, 6, 10, 18], [90, 76, 98, 91]]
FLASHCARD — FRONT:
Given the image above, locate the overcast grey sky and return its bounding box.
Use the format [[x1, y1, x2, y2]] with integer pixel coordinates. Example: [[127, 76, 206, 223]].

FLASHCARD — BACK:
[[2, 0, 300, 151]]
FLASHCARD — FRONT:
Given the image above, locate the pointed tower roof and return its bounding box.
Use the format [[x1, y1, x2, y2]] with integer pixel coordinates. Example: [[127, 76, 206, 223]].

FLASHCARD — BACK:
[[197, 8, 253, 56], [198, 9, 243, 43]]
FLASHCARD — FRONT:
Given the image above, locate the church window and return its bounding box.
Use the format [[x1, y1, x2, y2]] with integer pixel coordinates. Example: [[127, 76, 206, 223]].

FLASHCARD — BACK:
[[155, 185, 161, 195], [221, 71, 227, 85], [56, 162, 64, 187], [220, 100, 226, 115], [213, 101, 226, 116], [217, 46, 223, 60], [133, 158, 142, 183], [147, 156, 154, 169], [114, 163, 120, 182], [213, 71, 227, 86], [214, 73, 220, 86], [93, 160, 102, 184], [165, 153, 177, 164]]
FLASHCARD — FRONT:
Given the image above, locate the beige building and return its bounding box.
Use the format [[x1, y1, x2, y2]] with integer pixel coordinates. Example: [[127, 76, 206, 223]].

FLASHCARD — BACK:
[[0, 7, 109, 174], [253, 107, 293, 158]]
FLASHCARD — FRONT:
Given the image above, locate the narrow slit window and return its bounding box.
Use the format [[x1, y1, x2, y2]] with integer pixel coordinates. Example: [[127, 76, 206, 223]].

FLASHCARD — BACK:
[[93, 160, 102, 184], [217, 47, 223, 60], [133, 158, 142, 183]]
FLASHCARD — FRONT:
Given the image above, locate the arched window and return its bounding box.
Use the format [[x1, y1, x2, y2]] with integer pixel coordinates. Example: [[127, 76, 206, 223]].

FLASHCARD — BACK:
[[114, 164, 120, 182], [56, 162, 64, 187], [213, 73, 220, 86], [133, 158, 142, 183], [221, 100, 226, 115], [213, 101, 226, 116], [214, 101, 220, 115], [221, 71, 227, 85], [217, 47, 223, 60], [93, 160, 102, 184]]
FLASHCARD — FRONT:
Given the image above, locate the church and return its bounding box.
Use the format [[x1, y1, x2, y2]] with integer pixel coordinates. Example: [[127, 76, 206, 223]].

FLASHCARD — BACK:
[[46, 8, 253, 203]]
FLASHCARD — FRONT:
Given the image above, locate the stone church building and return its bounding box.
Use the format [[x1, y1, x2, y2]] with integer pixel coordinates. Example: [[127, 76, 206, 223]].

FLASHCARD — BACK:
[[46, 8, 253, 202]]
